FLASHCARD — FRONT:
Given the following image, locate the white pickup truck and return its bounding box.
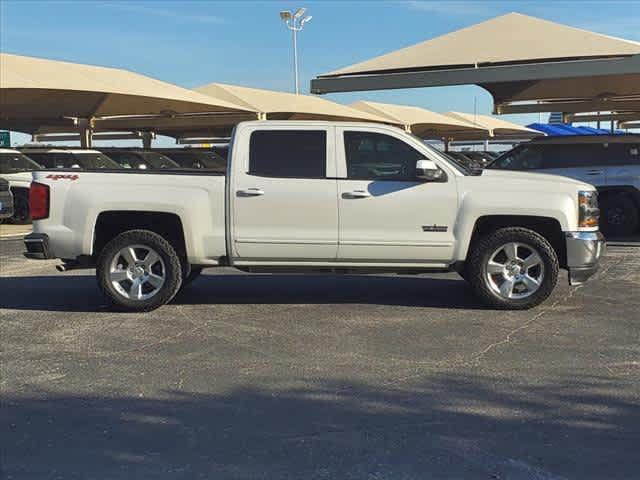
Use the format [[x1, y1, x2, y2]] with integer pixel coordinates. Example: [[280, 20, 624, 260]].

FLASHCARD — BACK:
[[25, 121, 605, 311]]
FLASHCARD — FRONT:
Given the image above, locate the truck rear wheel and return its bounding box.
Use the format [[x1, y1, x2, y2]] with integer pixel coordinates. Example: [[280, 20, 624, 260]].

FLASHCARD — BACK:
[[466, 227, 559, 310], [97, 230, 182, 311]]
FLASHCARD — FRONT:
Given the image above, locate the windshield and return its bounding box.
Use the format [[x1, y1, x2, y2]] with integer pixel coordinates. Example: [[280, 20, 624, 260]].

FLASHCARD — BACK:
[[138, 152, 179, 169], [72, 153, 122, 169], [0, 152, 42, 173], [405, 133, 470, 175]]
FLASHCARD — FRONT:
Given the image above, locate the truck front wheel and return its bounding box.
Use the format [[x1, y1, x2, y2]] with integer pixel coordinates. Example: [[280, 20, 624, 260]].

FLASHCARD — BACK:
[[97, 230, 183, 311], [466, 227, 559, 310]]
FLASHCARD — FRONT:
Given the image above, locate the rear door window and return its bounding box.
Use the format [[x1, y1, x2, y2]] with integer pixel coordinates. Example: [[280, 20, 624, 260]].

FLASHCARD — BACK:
[[249, 130, 326, 178]]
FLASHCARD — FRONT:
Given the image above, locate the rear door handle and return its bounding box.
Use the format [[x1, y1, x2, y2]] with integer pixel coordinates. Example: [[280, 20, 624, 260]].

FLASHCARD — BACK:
[[343, 190, 371, 199], [237, 188, 265, 197], [586, 170, 604, 176]]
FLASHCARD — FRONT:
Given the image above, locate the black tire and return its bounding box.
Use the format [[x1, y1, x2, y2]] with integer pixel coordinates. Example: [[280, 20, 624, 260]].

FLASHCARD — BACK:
[[600, 194, 639, 237], [10, 189, 31, 225], [466, 227, 559, 310], [97, 229, 183, 311], [182, 266, 203, 287]]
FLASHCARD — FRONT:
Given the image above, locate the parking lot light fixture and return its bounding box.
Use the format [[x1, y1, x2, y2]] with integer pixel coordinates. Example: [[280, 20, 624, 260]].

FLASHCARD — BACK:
[[279, 7, 312, 94]]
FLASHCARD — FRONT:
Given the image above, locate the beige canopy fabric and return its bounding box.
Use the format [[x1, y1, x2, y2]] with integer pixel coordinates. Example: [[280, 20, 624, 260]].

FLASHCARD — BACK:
[[443, 112, 540, 139], [349, 101, 488, 139], [325, 13, 640, 77], [73, 84, 398, 138], [312, 13, 640, 114], [0, 53, 253, 124], [194, 83, 394, 123]]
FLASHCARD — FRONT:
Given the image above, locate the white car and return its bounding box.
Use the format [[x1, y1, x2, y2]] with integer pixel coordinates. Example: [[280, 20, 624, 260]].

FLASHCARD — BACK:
[[25, 121, 605, 311], [0, 148, 42, 223], [488, 135, 640, 236]]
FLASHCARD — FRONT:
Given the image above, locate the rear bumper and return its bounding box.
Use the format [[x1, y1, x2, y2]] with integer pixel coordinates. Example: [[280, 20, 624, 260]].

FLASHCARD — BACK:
[[565, 231, 606, 286], [24, 233, 52, 260]]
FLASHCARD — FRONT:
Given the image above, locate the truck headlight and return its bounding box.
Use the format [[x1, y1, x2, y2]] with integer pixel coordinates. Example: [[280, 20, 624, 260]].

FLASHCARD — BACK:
[[578, 190, 599, 228]]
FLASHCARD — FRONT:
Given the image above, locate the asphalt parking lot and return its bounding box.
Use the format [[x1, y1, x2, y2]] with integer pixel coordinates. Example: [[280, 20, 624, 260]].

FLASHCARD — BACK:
[[1, 238, 639, 480]]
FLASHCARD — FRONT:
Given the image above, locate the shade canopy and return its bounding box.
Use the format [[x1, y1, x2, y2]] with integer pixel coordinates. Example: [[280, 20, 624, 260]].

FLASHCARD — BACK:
[[311, 13, 640, 115], [443, 112, 540, 139], [0, 53, 253, 128], [349, 101, 488, 139], [69, 84, 397, 139], [195, 83, 394, 123]]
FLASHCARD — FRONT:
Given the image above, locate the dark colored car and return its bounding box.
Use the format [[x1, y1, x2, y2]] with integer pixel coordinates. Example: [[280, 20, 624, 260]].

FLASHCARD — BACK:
[[155, 148, 227, 173], [102, 149, 179, 170], [20, 149, 122, 170]]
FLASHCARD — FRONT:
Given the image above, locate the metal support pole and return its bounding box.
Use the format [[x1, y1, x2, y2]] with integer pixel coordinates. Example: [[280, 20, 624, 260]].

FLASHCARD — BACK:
[[292, 28, 299, 94], [142, 132, 153, 149], [77, 118, 92, 148]]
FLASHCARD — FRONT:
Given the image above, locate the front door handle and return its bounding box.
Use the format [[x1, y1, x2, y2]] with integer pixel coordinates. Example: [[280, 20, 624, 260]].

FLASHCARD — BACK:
[[343, 190, 371, 199], [586, 170, 604, 176], [237, 188, 265, 197]]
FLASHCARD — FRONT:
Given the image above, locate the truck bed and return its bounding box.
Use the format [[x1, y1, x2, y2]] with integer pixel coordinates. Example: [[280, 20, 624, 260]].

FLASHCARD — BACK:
[[31, 170, 227, 265]]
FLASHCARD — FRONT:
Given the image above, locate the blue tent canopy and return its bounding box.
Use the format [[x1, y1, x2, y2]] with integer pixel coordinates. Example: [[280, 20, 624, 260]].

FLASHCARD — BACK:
[[527, 123, 626, 136]]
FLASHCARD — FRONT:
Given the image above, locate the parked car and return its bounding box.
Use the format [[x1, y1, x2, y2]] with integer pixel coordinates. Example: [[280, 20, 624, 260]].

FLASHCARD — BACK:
[[155, 148, 227, 172], [25, 121, 604, 312], [446, 152, 482, 169], [0, 148, 42, 224], [0, 178, 15, 221], [100, 149, 179, 170], [488, 135, 640, 236], [19, 148, 122, 170]]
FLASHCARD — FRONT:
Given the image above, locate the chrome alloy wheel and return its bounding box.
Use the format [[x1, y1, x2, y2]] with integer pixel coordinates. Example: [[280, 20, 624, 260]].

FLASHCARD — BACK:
[[109, 244, 166, 301], [486, 242, 544, 300]]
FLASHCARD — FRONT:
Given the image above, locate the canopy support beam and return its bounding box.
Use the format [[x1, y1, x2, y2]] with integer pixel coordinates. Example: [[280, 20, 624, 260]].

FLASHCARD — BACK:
[[497, 98, 640, 114], [311, 55, 640, 95], [565, 111, 640, 123]]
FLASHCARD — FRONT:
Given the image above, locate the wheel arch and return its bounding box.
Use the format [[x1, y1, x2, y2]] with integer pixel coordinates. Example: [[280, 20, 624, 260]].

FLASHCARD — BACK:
[[462, 215, 567, 268], [92, 211, 187, 262]]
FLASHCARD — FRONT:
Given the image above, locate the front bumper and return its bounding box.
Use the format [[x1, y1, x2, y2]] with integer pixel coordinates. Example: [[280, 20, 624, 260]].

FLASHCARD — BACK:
[[24, 233, 52, 260], [565, 231, 606, 286]]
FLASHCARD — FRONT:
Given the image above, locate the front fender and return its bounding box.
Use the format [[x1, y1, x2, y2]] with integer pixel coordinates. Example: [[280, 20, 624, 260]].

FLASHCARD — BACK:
[[453, 190, 576, 262]]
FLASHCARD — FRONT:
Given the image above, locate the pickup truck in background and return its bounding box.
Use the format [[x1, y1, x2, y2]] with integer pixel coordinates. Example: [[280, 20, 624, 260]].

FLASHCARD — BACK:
[[488, 135, 640, 236], [24, 121, 605, 311]]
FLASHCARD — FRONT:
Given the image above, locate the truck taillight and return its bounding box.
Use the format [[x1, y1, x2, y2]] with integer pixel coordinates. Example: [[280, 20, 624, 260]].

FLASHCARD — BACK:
[[30, 182, 50, 220]]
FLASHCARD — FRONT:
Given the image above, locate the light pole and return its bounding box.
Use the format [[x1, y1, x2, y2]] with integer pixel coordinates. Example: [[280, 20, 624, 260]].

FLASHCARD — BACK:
[[280, 8, 312, 94]]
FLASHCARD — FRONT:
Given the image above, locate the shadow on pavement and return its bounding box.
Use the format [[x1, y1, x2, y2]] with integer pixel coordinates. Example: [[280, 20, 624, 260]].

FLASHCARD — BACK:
[[3, 373, 638, 479], [0, 273, 487, 312]]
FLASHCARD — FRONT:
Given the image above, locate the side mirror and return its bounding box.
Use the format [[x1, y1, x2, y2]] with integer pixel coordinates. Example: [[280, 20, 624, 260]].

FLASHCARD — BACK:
[[416, 159, 445, 182]]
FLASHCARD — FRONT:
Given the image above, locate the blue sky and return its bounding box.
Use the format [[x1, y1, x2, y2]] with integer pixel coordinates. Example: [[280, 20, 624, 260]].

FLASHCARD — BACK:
[[1, 0, 639, 145]]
